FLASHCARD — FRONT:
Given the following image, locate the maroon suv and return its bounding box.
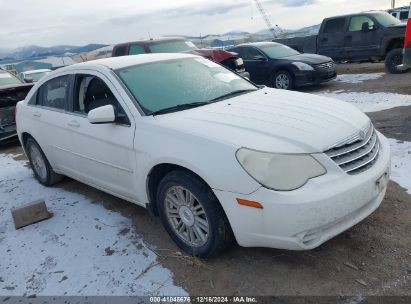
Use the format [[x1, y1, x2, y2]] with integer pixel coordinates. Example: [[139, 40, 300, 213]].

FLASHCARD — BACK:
[[112, 38, 250, 78]]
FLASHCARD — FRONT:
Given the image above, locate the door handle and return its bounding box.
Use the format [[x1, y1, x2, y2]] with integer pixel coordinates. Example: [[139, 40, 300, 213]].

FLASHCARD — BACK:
[[32, 111, 41, 117], [68, 120, 80, 128], [321, 37, 328, 42], [345, 36, 352, 41]]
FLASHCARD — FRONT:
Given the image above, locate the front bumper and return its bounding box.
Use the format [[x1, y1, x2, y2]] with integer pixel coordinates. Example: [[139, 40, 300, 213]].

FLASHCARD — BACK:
[[294, 69, 337, 87], [214, 133, 391, 250]]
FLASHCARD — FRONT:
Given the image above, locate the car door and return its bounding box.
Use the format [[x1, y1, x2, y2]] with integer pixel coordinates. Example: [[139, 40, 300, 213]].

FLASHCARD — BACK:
[[66, 71, 137, 200], [344, 15, 381, 60], [233, 46, 268, 84], [318, 17, 347, 59], [25, 74, 78, 175]]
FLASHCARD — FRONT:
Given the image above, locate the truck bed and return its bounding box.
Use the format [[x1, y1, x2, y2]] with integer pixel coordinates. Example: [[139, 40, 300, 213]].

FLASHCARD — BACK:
[[274, 35, 318, 54]]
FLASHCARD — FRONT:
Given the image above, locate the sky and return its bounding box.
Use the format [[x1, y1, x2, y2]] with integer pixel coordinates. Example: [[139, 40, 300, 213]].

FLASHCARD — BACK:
[[0, 0, 409, 49]]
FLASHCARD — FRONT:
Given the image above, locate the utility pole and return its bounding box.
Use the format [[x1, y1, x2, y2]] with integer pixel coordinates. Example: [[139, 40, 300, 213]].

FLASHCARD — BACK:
[[391, 0, 395, 9]]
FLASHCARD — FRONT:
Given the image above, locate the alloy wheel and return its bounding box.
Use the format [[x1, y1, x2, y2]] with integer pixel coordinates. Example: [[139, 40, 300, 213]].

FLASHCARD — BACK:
[[164, 186, 209, 247]]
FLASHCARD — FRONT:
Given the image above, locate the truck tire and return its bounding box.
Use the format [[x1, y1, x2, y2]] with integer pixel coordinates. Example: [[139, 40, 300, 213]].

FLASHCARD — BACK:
[[385, 48, 409, 74]]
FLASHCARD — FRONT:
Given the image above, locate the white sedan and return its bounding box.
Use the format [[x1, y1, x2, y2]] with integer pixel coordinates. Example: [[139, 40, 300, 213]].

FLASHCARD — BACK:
[[16, 53, 391, 257]]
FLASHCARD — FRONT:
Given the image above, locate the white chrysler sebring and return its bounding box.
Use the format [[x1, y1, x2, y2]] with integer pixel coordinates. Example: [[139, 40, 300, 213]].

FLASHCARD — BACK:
[[16, 54, 390, 257]]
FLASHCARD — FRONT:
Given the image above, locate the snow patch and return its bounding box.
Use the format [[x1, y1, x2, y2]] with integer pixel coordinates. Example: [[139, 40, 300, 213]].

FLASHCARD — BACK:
[[389, 139, 411, 194], [314, 91, 411, 112], [0, 154, 186, 296], [336, 73, 384, 84]]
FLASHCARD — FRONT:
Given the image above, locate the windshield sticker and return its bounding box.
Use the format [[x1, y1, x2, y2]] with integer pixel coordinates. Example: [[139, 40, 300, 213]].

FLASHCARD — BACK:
[[195, 58, 220, 68]]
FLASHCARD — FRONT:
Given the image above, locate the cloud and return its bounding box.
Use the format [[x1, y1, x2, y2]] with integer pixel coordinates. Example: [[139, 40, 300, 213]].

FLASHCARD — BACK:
[[275, 0, 318, 7]]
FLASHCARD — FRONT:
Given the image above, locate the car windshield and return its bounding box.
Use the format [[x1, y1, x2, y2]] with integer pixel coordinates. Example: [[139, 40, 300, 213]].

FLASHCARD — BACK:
[[149, 40, 197, 53], [372, 12, 403, 26], [25, 71, 49, 82], [0, 72, 22, 86], [259, 44, 300, 59], [116, 57, 257, 114]]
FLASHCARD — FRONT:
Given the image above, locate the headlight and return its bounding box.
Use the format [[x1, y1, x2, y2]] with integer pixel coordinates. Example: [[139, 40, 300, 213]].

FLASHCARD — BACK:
[[292, 62, 314, 71], [236, 148, 326, 191]]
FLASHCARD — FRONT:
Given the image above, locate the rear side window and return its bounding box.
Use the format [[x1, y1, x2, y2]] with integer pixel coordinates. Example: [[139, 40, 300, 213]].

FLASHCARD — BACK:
[[113, 46, 127, 57], [129, 44, 145, 55], [349, 16, 375, 32], [37, 75, 69, 110], [323, 18, 346, 33], [400, 11, 408, 20]]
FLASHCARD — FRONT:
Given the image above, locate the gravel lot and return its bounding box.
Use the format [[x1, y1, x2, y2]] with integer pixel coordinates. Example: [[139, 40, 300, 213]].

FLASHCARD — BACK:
[[0, 62, 410, 298]]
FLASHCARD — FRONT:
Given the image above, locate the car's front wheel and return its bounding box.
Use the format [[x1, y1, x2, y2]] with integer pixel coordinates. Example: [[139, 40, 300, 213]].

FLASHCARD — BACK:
[[157, 170, 234, 258], [25, 137, 63, 186], [273, 70, 293, 90]]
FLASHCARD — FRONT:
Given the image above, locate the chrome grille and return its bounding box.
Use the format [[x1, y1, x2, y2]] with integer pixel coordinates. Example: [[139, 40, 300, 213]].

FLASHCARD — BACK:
[[325, 124, 380, 175], [316, 61, 335, 71]]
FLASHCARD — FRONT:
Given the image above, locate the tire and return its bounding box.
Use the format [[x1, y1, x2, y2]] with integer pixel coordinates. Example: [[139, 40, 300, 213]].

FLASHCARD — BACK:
[[25, 137, 64, 186], [273, 70, 294, 90], [156, 170, 234, 258], [385, 48, 409, 74]]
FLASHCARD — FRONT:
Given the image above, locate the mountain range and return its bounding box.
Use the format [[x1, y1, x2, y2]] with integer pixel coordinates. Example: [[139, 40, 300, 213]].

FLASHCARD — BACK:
[[0, 44, 107, 61]]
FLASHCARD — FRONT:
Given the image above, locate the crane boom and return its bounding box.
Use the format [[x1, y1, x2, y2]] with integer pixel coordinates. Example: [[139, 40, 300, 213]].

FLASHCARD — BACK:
[[253, 0, 282, 38]]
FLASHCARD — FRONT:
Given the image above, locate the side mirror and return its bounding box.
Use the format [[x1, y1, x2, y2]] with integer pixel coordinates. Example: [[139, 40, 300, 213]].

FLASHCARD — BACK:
[[87, 105, 115, 124], [361, 22, 370, 32], [252, 55, 267, 62]]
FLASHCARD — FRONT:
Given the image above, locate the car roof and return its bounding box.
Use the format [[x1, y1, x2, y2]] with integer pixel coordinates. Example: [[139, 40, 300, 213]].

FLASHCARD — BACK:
[[114, 37, 186, 47], [232, 42, 282, 48], [324, 10, 388, 20], [59, 53, 199, 72], [23, 69, 51, 74]]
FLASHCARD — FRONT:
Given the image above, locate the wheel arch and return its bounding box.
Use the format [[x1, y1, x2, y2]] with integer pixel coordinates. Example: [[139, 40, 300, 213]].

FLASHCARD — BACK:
[[146, 163, 214, 216], [384, 38, 405, 56]]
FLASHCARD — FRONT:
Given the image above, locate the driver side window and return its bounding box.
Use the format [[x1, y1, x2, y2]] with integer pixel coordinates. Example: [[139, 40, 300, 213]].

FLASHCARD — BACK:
[[74, 75, 130, 125]]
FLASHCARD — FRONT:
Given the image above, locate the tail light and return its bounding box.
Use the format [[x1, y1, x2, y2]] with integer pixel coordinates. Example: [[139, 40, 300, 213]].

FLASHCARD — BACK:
[[405, 17, 411, 49]]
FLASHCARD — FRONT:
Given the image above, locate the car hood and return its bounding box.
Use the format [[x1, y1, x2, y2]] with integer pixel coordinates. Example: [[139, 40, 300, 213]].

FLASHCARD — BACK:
[[186, 49, 236, 62], [281, 53, 332, 64], [154, 88, 370, 153]]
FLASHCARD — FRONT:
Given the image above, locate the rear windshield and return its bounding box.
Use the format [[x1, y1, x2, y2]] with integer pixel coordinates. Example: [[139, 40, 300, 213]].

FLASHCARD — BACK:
[[149, 40, 197, 53], [259, 44, 300, 59], [372, 12, 403, 26], [0, 72, 22, 86]]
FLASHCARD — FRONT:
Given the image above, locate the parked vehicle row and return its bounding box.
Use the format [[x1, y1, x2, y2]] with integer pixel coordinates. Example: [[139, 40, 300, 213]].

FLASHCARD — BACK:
[[0, 69, 33, 142], [274, 11, 407, 74], [112, 37, 250, 79], [17, 54, 391, 257]]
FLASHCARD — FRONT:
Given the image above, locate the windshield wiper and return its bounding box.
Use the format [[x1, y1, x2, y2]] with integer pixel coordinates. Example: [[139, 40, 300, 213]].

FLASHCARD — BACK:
[[210, 89, 257, 102], [150, 101, 210, 116]]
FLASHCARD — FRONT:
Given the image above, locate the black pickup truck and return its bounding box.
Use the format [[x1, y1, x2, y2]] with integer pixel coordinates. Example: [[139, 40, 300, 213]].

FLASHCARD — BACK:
[[274, 11, 407, 74]]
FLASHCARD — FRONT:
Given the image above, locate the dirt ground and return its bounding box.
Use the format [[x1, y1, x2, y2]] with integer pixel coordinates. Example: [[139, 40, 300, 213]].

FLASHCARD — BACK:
[[1, 62, 410, 298]]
